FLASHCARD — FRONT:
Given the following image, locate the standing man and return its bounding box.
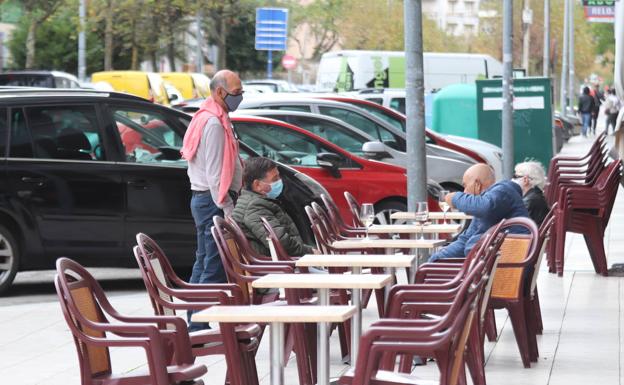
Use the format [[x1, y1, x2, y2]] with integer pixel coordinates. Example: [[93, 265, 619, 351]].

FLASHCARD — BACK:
[[181, 70, 244, 330], [591, 83, 604, 135], [578, 86, 595, 138]]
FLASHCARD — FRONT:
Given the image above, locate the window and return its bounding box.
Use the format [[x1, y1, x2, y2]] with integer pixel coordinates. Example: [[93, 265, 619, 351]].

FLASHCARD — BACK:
[[352, 103, 405, 132], [111, 107, 185, 165], [280, 115, 366, 157], [318, 106, 404, 151], [389, 97, 406, 114], [11, 105, 104, 161], [0, 108, 7, 157], [261, 105, 312, 113], [234, 121, 352, 168], [365, 98, 383, 105]]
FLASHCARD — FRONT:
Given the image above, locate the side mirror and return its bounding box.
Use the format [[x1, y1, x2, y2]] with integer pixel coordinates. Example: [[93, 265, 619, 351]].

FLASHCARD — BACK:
[[362, 141, 391, 160], [316, 152, 342, 178], [169, 93, 178, 101]]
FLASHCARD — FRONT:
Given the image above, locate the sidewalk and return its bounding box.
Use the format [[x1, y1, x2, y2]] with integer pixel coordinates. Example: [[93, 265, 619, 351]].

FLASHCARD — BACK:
[[1, 134, 623, 385]]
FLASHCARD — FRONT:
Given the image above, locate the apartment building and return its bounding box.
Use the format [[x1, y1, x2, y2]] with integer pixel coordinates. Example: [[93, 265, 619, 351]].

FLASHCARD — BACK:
[[422, 0, 481, 36]]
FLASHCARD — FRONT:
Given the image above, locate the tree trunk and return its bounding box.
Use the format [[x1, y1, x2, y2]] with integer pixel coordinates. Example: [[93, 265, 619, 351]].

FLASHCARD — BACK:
[[217, 17, 227, 70], [167, 13, 176, 71], [25, 19, 37, 69], [130, 18, 138, 70], [104, 0, 114, 70], [151, 51, 158, 72]]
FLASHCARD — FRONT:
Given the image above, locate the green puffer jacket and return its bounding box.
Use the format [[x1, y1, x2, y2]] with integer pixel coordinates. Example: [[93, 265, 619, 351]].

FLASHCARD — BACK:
[[232, 189, 314, 257]]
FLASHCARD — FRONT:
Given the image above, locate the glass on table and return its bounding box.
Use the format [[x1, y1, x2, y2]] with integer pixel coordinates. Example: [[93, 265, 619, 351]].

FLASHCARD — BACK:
[[438, 190, 450, 223], [359, 203, 375, 240], [413, 202, 429, 240]]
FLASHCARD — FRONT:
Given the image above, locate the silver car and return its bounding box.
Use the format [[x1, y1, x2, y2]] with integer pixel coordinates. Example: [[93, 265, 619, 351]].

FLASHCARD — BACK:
[[236, 109, 475, 190]]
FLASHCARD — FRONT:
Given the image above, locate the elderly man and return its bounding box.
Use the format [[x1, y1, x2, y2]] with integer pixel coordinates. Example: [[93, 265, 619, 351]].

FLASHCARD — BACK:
[[232, 157, 315, 257], [430, 163, 529, 261], [181, 70, 244, 330], [513, 161, 550, 226]]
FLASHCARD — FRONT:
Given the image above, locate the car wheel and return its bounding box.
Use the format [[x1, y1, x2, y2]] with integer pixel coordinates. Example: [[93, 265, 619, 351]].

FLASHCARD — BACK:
[[374, 200, 407, 225], [0, 225, 19, 295]]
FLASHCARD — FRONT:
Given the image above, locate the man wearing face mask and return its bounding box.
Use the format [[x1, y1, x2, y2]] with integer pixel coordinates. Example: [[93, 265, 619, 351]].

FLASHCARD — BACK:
[[181, 70, 244, 331], [429, 163, 529, 262], [232, 157, 316, 257]]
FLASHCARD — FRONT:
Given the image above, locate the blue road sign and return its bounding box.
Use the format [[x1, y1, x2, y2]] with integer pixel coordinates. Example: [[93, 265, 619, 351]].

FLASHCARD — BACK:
[[255, 8, 288, 51]]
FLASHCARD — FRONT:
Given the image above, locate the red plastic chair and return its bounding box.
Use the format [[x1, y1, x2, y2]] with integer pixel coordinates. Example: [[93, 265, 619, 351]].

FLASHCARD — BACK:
[[339, 260, 489, 385], [344, 191, 365, 227], [133, 233, 261, 385], [551, 160, 622, 276], [55, 257, 207, 385], [321, 193, 368, 237]]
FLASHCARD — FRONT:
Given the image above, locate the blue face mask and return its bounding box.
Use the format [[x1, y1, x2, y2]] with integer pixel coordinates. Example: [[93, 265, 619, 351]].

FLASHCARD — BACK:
[[265, 179, 283, 199]]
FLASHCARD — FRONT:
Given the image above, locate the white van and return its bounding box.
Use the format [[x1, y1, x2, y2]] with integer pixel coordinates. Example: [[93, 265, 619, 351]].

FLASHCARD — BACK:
[[316, 50, 503, 92]]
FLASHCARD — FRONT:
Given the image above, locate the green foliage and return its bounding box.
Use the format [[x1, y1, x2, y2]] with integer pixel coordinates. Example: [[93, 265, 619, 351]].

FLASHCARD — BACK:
[[592, 23, 615, 56]]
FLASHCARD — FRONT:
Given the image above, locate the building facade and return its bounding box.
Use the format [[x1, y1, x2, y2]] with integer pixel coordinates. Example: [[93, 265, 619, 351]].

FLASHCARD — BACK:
[[422, 0, 481, 36]]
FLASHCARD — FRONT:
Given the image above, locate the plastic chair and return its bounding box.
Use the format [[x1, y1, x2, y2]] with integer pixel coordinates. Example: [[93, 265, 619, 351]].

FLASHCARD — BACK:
[[344, 191, 365, 227], [55, 257, 207, 385], [133, 233, 261, 385], [321, 193, 368, 237]]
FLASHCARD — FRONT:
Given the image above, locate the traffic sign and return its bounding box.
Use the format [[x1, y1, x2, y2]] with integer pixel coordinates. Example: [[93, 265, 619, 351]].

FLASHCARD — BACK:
[[255, 8, 288, 51], [281, 54, 297, 70]]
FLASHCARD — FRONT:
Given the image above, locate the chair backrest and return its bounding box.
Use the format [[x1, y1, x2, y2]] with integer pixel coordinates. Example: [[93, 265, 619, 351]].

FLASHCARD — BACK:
[[212, 216, 253, 303], [305, 205, 333, 254], [134, 233, 177, 317], [490, 217, 539, 300], [261, 216, 294, 262], [344, 191, 364, 227], [528, 204, 556, 297], [55, 258, 113, 381], [321, 193, 352, 230], [311, 201, 341, 240]]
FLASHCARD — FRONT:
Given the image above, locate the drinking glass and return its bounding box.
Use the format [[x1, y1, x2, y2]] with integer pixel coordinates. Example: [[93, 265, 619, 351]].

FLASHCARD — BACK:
[[438, 190, 450, 222], [414, 202, 429, 240], [359, 203, 375, 240]]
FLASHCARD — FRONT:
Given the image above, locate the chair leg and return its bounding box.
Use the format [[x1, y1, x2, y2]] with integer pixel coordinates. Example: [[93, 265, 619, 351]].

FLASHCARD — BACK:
[[583, 225, 609, 276], [533, 288, 544, 335], [523, 298, 539, 363], [465, 318, 487, 385], [374, 288, 385, 318], [484, 307, 498, 342], [507, 303, 532, 368], [555, 219, 567, 277]]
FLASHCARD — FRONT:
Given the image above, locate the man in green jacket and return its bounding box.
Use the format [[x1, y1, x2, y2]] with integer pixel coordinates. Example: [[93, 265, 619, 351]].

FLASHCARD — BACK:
[[232, 157, 315, 257]]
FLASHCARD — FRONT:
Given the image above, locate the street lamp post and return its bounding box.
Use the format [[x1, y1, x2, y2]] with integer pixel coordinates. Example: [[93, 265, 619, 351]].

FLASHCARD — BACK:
[[78, 0, 86, 82], [502, 0, 514, 179]]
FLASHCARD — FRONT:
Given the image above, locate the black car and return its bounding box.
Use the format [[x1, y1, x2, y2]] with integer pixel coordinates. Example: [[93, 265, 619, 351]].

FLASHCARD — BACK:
[[0, 89, 326, 294]]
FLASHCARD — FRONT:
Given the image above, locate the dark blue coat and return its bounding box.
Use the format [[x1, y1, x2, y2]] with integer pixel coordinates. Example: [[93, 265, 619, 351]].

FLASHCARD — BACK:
[[430, 180, 529, 261]]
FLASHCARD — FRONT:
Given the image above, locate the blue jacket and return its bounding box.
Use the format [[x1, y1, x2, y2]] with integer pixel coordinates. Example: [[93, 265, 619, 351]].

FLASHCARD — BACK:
[[430, 180, 529, 261]]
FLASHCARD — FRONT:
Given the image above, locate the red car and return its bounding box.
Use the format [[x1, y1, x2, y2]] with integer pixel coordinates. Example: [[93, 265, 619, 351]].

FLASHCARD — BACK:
[[231, 114, 441, 223]]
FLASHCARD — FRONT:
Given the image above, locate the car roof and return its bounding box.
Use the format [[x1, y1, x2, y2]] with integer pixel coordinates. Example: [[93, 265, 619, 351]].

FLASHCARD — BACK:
[[235, 108, 376, 141], [0, 87, 150, 102]]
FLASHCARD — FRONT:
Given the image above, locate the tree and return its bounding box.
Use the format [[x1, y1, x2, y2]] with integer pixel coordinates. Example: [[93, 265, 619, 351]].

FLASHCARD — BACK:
[[289, 0, 344, 62], [20, 0, 63, 68]]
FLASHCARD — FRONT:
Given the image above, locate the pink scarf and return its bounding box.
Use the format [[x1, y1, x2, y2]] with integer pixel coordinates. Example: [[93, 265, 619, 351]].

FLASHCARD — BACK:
[[181, 97, 239, 205]]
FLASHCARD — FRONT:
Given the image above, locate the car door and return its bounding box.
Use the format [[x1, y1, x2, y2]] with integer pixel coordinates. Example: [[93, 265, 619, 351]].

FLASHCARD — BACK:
[[233, 119, 362, 208], [6, 104, 125, 261], [103, 103, 195, 267]]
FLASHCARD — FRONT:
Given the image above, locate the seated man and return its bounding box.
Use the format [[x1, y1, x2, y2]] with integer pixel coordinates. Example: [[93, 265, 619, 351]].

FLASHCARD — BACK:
[[232, 156, 315, 257], [513, 161, 550, 226], [430, 163, 529, 261]]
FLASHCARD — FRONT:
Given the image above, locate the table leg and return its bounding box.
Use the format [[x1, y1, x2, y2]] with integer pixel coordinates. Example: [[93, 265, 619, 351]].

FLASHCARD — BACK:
[[351, 267, 362, 365], [270, 322, 285, 385], [317, 288, 330, 385]]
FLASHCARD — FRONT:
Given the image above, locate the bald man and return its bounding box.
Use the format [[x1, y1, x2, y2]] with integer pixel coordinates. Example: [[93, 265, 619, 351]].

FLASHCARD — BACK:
[[181, 70, 244, 331], [429, 163, 529, 261]]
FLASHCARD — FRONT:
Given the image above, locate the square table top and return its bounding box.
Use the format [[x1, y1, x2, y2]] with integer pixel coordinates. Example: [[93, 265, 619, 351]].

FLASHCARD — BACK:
[[296, 254, 415, 268], [390, 211, 472, 221], [191, 305, 357, 323], [252, 273, 393, 289], [331, 238, 445, 250], [368, 223, 462, 234]]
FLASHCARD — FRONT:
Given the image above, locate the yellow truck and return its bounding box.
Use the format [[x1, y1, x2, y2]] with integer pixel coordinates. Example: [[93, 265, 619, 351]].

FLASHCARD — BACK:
[[160, 72, 211, 100], [91, 71, 170, 106]]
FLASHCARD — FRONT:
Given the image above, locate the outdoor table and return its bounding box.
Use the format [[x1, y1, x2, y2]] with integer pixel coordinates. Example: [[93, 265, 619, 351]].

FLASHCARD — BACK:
[[295, 253, 415, 362], [331, 238, 444, 250], [191, 305, 356, 385], [252, 273, 392, 385], [368, 223, 462, 234], [390, 211, 472, 221]]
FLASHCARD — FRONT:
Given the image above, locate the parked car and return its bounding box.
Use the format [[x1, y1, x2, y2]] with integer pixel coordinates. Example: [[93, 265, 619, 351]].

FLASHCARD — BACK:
[[320, 95, 505, 179], [230, 113, 443, 223], [0, 89, 327, 294], [238, 95, 477, 190], [160, 72, 211, 99], [237, 108, 472, 190], [243, 79, 299, 93], [91, 71, 171, 106], [354, 88, 407, 113], [0, 71, 81, 89]]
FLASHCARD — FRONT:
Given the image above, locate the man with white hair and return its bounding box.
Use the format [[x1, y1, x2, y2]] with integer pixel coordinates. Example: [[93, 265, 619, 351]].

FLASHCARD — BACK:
[[513, 161, 550, 226]]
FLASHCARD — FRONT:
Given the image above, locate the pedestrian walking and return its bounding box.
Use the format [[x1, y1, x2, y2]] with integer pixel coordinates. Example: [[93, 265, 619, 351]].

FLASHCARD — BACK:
[[180, 69, 244, 331], [604, 88, 621, 135], [591, 83, 604, 135], [578, 86, 595, 138]]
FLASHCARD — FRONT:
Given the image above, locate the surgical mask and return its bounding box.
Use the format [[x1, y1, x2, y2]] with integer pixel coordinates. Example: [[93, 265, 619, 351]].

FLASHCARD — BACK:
[[223, 91, 243, 112], [265, 179, 283, 199]]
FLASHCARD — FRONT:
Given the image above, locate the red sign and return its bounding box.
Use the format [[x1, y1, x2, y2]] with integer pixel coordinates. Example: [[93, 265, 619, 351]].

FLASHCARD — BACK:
[[281, 54, 297, 70]]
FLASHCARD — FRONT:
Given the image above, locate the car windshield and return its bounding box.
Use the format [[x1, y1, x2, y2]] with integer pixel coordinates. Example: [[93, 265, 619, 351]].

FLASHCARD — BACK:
[[0, 75, 54, 87]]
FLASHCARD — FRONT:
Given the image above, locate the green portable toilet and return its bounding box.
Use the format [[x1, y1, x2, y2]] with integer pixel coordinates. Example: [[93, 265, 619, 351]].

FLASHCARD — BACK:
[[431, 83, 478, 138]]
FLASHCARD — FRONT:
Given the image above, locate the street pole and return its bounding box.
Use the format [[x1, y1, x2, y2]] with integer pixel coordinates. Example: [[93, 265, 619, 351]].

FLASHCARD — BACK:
[[502, 0, 514, 179], [267, 50, 273, 79], [78, 0, 86, 82], [568, 0, 575, 112], [404, 0, 427, 207], [522, 0, 531, 74], [560, 0, 569, 113], [543, 0, 550, 77], [195, 11, 204, 73]]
